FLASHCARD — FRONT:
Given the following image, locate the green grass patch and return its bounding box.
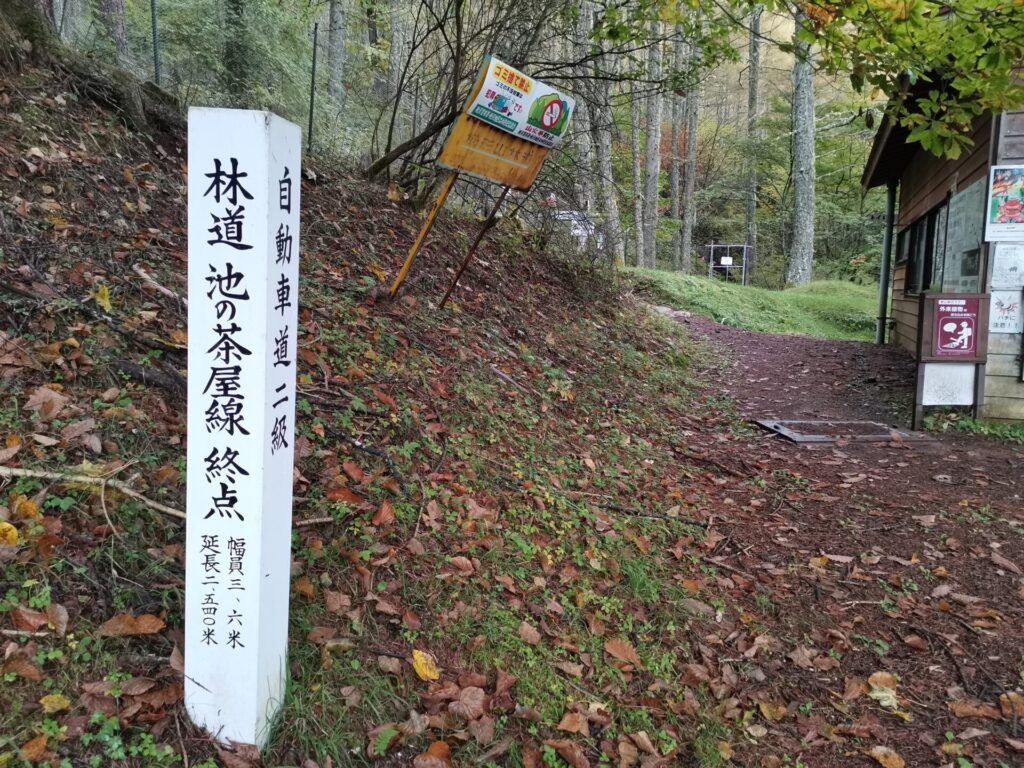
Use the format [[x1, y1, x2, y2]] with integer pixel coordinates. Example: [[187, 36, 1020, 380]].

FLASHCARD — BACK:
[[630, 269, 878, 341], [925, 411, 1024, 444]]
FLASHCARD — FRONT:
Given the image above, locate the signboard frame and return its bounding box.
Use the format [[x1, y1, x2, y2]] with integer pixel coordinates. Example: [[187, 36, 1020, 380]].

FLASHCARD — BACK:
[[912, 292, 989, 428], [917, 293, 990, 363], [435, 56, 574, 191], [985, 164, 1024, 243], [390, 54, 575, 300]]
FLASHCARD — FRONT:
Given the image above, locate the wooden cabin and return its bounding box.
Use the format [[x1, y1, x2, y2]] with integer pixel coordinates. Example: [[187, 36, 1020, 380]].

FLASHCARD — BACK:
[[863, 109, 1024, 422]]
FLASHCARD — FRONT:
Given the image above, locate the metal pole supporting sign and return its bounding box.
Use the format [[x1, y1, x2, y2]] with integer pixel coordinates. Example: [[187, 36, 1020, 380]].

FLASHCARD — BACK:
[[389, 171, 458, 297]]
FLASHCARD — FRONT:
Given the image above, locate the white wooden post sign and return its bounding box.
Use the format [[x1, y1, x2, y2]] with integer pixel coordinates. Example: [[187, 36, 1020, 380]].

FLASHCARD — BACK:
[[185, 108, 301, 746]]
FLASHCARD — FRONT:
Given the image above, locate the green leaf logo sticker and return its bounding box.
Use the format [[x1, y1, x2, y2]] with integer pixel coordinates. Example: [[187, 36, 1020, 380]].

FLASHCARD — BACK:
[[527, 93, 570, 136]]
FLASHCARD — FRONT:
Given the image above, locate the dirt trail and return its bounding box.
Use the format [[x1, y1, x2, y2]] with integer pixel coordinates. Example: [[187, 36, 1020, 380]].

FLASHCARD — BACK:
[[662, 308, 1024, 767], [662, 310, 916, 424]]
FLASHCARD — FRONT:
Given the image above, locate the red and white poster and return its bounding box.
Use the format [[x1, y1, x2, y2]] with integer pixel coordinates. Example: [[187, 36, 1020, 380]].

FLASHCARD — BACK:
[[933, 297, 980, 357]]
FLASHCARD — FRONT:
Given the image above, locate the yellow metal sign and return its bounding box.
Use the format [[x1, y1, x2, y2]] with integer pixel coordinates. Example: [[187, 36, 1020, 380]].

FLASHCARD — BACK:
[[391, 56, 573, 297], [437, 117, 549, 191], [437, 56, 572, 191]]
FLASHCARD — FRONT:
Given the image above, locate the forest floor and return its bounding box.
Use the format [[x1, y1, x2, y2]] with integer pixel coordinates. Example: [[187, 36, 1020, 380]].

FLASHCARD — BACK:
[[1, 62, 1024, 768], [655, 308, 1024, 768]]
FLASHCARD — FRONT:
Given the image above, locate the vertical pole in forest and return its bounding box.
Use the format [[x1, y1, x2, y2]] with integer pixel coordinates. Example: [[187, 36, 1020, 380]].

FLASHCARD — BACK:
[[308, 23, 319, 153], [150, 0, 162, 84], [875, 179, 898, 344]]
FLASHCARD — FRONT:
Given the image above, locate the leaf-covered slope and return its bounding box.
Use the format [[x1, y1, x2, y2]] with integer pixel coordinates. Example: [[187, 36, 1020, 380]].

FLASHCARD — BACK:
[[0, 64, 737, 766], [4, 64, 1024, 768]]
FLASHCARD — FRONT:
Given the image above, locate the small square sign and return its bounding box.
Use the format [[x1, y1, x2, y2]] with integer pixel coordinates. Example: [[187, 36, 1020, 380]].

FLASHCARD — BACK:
[[933, 297, 980, 358]]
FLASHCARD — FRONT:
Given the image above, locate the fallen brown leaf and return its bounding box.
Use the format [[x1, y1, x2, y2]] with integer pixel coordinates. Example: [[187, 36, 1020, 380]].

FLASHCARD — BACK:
[[948, 698, 1002, 720], [215, 743, 262, 768], [372, 500, 395, 526], [324, 589, 351, 614], [468, 714, 495, 744], [292, 575, 315, 600], [544, 738, 591, 768], [787, 645, 815, 669], [991, 550, 1022, 575], [557, 711, 590, 736], [46, 602, 68, 637], [10, 605, 49, 632], [96, 613, 166, 636], [519, 621, 541, 646], [1000, 691, 1024, 719], [449, 686, 486, 721], [19, 735, 49, 763], [25, 386, 68, 421], [2, 655, 42, 681], [412, 740, 453, 768], [604, 638, 644, 669], [759, 701, 788, 721]]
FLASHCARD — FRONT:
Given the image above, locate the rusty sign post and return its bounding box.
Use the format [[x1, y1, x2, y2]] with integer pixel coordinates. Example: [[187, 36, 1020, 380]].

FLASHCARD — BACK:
[[389, 171, 458, 298], [388, 55, 574, 302], [439, 185, 511, 308]]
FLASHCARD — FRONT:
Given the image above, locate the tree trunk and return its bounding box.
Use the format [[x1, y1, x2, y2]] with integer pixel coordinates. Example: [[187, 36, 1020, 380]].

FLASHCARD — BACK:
[[366, 3, 387, 97], [679, 84, 699, 275], [630, 83, 645, 266], [367, 105, 459, 177], [594, 96, 624, 266], [641, 22, 662, 269], [788, 10, 815, 286], [670, 26, 684, 270], [388, 0, 405, 94], [592, 27, 624, 268], [98, 0, 129, 68], [573, 2, 595, 223], [327, 0, 346, 107], [0, 0, 57, 68], [745, 5, 762, 281], [223, 0, 249, 102], [574, 100, 595, 211]]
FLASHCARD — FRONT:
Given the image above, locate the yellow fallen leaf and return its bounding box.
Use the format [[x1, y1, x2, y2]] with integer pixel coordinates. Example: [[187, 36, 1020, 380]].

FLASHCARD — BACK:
[[717, 740, 733, 760], [0, 521, 17, 546], [10, 495, 39, 520], [867, 745, 905, 768], [90, 283, 113, 312], [38, 693, 70, 714], [868, 671, 912, 720], [759, 701, 788, 721], [411, 649, 439, 681]]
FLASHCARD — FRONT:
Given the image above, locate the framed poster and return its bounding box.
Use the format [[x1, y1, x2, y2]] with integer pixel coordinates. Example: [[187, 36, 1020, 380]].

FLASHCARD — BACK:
[[985, 165, 1024, 242]]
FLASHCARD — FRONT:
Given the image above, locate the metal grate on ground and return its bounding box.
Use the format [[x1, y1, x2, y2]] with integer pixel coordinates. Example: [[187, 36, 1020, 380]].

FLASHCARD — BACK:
[[755, 419, 931, 444]]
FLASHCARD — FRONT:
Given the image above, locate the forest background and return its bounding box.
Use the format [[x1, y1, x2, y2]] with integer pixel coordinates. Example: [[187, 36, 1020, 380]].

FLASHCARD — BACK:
[[23, 0, 1024, 288]]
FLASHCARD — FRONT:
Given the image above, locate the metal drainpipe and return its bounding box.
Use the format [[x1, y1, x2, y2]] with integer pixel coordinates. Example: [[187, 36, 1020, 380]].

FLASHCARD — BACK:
[[875, 179, 898, 344]]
